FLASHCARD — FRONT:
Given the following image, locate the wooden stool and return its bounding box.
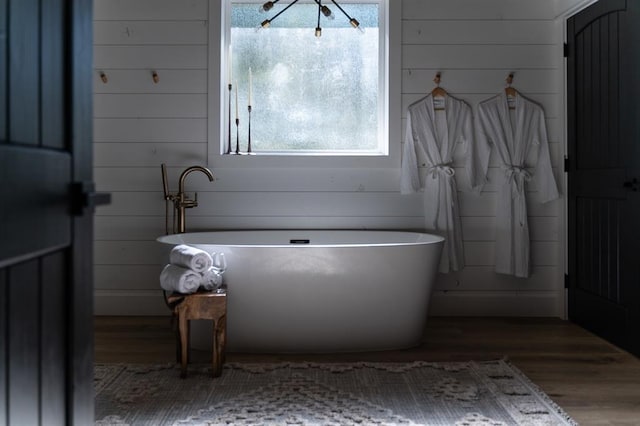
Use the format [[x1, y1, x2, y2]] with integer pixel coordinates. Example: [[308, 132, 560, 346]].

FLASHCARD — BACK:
[[167, 290, 227, 378]]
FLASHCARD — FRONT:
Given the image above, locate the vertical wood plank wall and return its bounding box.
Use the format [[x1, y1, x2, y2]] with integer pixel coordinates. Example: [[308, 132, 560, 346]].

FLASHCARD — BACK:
[[93, 0, 570, 316]]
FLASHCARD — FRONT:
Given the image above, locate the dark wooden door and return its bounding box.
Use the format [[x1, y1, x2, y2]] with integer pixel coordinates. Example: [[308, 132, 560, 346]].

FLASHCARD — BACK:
[[0, 0, 104, 424], [567, 0, 640, 357]]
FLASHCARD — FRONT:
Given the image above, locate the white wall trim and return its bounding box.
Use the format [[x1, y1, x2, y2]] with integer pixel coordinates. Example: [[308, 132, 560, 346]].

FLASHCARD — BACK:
[[208, 0, 224, 168]]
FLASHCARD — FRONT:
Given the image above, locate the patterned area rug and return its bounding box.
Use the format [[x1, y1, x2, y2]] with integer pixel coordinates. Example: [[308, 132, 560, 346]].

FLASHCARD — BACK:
[[95, 360, 577, 426]]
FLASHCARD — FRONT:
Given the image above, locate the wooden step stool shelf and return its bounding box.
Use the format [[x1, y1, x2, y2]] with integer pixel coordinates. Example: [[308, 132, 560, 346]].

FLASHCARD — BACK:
[[167, 290, 227, 378]]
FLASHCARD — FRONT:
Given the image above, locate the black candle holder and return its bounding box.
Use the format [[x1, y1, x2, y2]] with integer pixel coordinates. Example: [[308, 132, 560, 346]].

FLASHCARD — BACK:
[[235, 118, 240, 154], [247, 105, 253, 154], [226, 83, 232, 154]]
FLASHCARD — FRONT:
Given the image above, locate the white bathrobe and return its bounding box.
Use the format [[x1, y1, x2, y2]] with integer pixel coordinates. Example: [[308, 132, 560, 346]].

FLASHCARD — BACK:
[[401, 94, 474, 273], [475, 91, 559, 278]]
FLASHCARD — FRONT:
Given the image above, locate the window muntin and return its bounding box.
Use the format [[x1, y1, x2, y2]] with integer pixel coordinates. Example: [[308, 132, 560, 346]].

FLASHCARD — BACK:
[[226, 1, 386, 155]]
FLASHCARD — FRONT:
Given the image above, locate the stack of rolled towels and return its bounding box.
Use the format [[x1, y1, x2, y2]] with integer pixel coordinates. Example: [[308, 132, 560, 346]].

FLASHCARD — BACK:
[[159, 245, 223, 294]]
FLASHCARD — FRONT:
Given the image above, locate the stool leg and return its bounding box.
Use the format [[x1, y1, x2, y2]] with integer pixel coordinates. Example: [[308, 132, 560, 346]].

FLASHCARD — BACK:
[[220, 315, 227, 364], [212, 316, 226, 377], [179, 314, 189, 378], [220, 315, 226, 365], [174, 315, 181, 364]]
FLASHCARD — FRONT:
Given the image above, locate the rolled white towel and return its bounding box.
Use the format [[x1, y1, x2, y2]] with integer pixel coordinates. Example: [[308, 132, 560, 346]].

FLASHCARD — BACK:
[[169, 244, 212, 273], [160, 264, 201, 294], [200, 266, 223, 291]]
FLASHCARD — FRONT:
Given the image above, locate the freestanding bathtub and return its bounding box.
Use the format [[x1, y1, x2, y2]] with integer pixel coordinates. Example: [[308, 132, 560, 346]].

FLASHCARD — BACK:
[[157, 230, 444, 353]]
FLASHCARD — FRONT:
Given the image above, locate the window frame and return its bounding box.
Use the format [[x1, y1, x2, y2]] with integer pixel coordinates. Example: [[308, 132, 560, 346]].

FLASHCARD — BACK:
[[208, 0, 401, 169]]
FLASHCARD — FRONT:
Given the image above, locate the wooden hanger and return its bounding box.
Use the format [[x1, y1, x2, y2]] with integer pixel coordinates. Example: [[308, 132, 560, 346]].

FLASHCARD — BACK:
[[505, 73, 517, 109], [431, 72, 447, 110]]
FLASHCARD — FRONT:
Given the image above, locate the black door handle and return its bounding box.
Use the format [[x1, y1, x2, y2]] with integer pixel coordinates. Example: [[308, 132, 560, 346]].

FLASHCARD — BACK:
[[70, 182, 111, 216], [623, 178, 639, 191]]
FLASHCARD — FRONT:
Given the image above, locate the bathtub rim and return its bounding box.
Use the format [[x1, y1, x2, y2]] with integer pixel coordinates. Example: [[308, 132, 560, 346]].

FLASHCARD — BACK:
[[156, 229, 444, 249]]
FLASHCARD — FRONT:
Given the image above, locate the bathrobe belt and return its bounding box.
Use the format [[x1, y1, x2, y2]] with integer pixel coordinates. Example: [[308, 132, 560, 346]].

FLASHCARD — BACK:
[[427, 162, 456, 229], [428, 163, 455, 179], [503, 165, 532, 226], [503, 165, 531, 196]]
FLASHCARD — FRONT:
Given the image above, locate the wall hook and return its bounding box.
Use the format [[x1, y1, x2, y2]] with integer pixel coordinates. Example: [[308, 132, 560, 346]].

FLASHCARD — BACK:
[[506, 72, 514, 87], [433, 72, 441, 87], [431, 72, 446, 103], [152, 71, 159, 84], [100, 72, 108, 84], [505, 72, 517, 105]]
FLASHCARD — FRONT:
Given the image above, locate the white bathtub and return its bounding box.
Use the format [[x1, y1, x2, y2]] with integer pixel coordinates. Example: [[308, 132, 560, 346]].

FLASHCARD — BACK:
[[157, 230, 444, 353]]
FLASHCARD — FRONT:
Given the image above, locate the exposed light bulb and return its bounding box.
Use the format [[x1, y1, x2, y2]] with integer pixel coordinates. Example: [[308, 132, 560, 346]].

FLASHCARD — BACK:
[[350, 18, 364, 33], [256, 19, 271, 32], [315, 27, 322, 37], [259, 1, 274, 12], [321, 6, 335, 20]]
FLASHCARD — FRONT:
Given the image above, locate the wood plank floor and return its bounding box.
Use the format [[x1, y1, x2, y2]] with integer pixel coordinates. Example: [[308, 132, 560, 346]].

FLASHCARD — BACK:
[[95, 316, 640, 425]]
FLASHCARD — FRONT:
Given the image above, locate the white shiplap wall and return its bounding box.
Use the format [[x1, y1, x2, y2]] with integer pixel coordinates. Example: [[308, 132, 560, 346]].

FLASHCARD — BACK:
[[93, 0, 573, 316]]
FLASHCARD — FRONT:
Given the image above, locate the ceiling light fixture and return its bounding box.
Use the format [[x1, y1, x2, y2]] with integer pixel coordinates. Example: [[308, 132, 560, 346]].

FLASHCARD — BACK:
[[258, 0, 363, 37]]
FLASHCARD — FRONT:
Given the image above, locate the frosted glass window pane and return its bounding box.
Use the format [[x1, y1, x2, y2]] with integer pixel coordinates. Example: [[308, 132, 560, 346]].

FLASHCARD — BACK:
[[229, 2, 382, 154]]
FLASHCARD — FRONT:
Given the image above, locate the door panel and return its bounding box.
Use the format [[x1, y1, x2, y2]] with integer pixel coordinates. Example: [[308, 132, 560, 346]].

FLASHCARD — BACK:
[[42, 0, 66, 150], [0, 270, 6, 424], [41, 252, 68, 423], [0, 146, 71, 267], [575, 197, 622, 301], [8, 0, 40, 145], [0, 0, 100, 424], [7, 261, 40, 425], [574, 13, 620, 170], [5, 255, 69, 424], [568, 0, 640, 356], [0, 0, 5, 136]]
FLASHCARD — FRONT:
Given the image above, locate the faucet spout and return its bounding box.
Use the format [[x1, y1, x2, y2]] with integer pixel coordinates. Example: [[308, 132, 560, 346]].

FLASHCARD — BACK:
[[178, 165, 215, 195], [176, 165, 215, 233]]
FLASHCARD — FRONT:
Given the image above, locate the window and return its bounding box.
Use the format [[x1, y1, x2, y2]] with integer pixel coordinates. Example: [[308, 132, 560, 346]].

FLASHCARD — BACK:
[[223, 0, 388, 156]]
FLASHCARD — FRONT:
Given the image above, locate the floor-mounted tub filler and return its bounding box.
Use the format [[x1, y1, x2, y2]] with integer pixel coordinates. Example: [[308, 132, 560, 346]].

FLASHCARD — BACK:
[[157, 230, 444, 353]]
